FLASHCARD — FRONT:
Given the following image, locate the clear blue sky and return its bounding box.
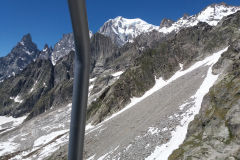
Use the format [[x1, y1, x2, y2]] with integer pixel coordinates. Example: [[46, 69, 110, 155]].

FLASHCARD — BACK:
[[0, 0, 240, 57]]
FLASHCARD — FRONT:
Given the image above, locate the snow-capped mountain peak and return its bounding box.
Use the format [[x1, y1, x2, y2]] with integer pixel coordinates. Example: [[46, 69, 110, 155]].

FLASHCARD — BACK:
[[196, 3, 240, 26], [99, 16, 159, 46]]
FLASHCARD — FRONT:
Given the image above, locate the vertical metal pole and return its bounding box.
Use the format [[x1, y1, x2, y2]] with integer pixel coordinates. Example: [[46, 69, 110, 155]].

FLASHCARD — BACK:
[[67, 0, 90, 159]]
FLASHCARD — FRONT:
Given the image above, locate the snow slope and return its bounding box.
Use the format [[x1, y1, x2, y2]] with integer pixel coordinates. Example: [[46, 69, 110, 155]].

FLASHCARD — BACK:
[[0, 116, 27, 133], [146, 47, 228, 160], [90, 47, 228, 128]]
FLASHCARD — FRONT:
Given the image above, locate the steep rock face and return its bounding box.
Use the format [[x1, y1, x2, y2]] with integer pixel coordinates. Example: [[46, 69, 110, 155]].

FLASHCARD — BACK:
[[87, 11, 240, 125], [50, 32, 119, 77], [0, 59, 54, 118], [51, 32, 122, 77], [51, 31, 93, 65], [0, 51, 75, 120], [90, 33, 120, 76], [54, 51, 74, 85], [51, 33, 75, 65], [0, 33, 126, 120], [169, 40, 240, 160], [103, 30, 175, 76], [0, 34, 40, 81], [26, 52, 75, 120]]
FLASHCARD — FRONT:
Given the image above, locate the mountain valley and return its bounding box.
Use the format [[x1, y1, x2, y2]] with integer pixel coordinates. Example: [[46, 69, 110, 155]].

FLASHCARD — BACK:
[[0, 3, 240, 160]]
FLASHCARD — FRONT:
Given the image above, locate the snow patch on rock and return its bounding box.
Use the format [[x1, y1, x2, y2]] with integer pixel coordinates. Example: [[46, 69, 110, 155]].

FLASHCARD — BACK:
[[111, 71, 124, 77]]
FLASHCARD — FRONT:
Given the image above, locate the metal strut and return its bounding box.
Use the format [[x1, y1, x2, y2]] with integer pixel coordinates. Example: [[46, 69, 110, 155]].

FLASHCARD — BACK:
[[67, 0, 90, 159]]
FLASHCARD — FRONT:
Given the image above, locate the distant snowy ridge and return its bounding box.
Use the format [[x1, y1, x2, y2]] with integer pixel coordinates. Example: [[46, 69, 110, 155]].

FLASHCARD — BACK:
[[99, 3, 240, 45], [31, 3, 240, 66], [159, 3, 240, 34], [50, 3, 240, 65]]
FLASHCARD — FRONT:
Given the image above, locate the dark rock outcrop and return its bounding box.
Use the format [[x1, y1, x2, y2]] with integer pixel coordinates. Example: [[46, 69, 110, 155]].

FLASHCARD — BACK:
[[38, 44, 53, 60], [160, 18, 174, 28]]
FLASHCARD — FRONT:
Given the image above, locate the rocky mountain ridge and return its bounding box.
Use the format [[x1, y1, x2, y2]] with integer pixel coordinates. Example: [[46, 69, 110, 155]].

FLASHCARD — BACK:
[[99, 3, 240, 46], [0, 32, 124, 120], [0, 34, 40, 82], [1, 3, 238, 82]]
